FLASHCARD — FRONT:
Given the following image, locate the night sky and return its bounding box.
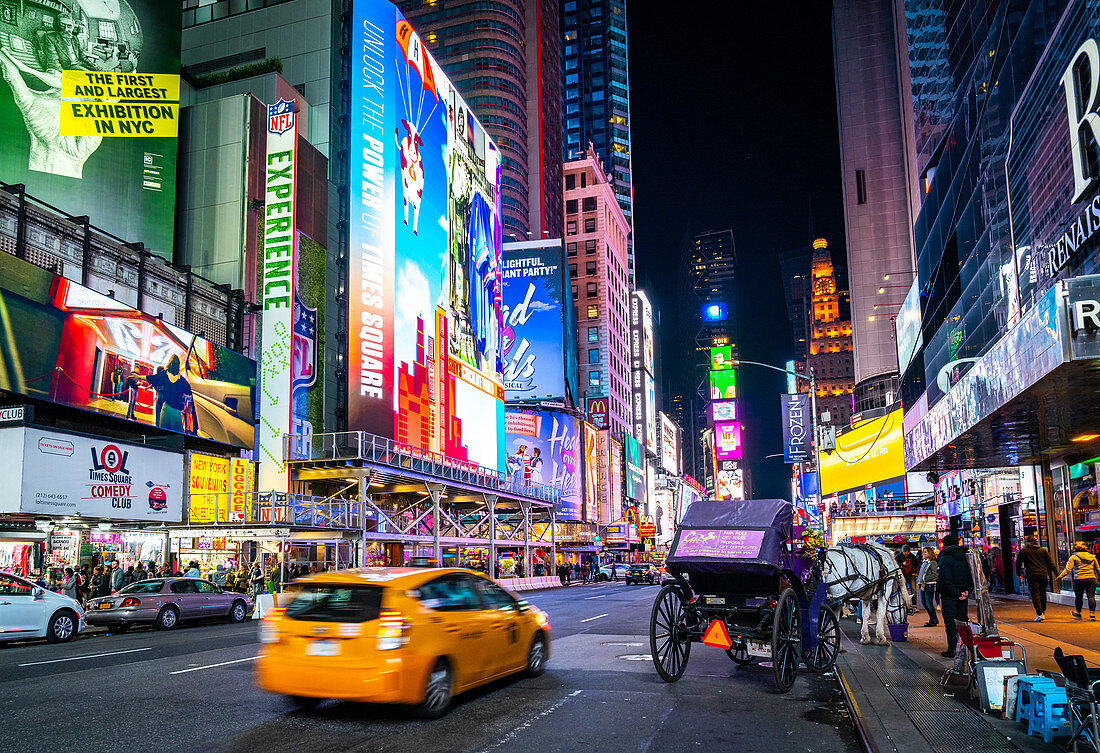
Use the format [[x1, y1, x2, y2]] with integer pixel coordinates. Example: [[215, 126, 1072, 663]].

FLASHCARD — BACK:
[[628, 1, 844, 499]]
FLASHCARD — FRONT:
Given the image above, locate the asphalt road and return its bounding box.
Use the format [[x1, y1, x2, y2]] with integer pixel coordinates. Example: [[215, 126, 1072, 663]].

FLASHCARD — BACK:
[[0, 581, 860, 753]]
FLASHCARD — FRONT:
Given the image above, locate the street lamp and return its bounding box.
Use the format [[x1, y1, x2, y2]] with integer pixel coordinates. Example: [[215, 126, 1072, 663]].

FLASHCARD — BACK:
[[728, 359, 823, 524]]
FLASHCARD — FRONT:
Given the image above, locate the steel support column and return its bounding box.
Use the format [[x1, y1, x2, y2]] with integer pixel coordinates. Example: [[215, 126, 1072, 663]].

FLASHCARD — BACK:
[[485, 494, 498, 577], [550, 509, 557, 570], [427, 483, 444, 565]]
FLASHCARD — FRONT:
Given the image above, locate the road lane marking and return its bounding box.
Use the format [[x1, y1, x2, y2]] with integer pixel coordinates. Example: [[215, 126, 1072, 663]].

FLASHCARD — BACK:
[[583, 595, 607, 600], [476, 690, 583, 753], [580, 613, 608, 623], [169, 655, 258, 675], [18, 647, 152, 667]]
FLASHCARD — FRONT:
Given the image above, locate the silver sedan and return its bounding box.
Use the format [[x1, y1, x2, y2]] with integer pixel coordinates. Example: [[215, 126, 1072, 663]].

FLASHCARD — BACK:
[[86, 578, 253, 631]]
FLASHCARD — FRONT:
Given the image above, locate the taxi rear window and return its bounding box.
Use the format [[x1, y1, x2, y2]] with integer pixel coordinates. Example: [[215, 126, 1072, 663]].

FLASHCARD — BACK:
[[284, 585, 383, 623]]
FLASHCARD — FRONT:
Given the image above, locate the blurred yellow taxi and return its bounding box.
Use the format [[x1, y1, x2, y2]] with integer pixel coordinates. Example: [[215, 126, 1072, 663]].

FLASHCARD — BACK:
[[256, 567, 550, 718]]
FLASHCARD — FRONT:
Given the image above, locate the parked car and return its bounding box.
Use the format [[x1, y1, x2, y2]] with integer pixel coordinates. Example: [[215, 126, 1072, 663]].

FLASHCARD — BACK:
[[85, 577, 253, 631], [0, 571, 85, 643], [256, 567, 551, 718], [625, 564, 659, 585]]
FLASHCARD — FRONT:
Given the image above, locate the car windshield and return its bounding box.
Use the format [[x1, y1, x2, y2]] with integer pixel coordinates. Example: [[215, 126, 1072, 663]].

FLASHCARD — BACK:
[[117, 580, 165, 594], [284, 585, 383, 623]]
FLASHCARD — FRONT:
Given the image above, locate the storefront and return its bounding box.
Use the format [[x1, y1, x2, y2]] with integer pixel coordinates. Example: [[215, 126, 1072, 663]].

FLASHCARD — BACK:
[[0, 526, 46, 579]]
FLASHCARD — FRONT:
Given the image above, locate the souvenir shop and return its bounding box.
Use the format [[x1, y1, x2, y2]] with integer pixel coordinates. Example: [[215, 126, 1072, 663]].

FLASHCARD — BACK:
[[0, 528, 46, 578]]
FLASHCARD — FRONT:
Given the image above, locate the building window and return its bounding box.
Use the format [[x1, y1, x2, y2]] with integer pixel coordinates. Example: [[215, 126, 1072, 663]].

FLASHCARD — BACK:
[[584, 218, 596, 233], [586, 261, 597, 275], [581, 172, 587, 188], [567, 243, 577, 257], [586, 239, 597, 254], [588, 326, 598, 342], [587, 304, 598, 319], [589, 371, 600, 388], [586, 282, 598, 297], [566, 174, 576, 190], [583, 196, 597, 212], [569, 264, 577, 278], [856, 169, 867, 205], [572, 286, 578, 301], [566, 199, 578, 214], [588, 349, 600, 364], [567, 221, 577, 235]]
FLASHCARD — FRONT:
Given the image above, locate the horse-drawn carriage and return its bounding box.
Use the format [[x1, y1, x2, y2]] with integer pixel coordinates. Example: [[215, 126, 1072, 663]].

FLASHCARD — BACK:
[[650, 499, 840, 692]]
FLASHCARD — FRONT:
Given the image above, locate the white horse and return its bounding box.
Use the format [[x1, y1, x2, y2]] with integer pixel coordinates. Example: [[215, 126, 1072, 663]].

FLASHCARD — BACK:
[[823, 543, 914, 646]]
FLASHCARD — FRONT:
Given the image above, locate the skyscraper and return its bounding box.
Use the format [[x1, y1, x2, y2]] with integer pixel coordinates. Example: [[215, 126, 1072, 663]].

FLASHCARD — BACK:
[[395, 0, 563, 242], [832, 0, 919, 413], [807, 239, 854, 429], [561, 0, 634, 274]]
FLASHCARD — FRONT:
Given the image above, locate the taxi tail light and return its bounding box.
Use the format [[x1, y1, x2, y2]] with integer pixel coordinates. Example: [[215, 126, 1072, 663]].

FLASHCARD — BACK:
[[377, 609, 410, 650], [119, 597, 141, 608]]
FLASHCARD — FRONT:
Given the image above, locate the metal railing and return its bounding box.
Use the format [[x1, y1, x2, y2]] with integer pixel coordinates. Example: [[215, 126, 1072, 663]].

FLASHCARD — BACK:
[[183, 492, 366, 530], [284, 431, 561, 505]]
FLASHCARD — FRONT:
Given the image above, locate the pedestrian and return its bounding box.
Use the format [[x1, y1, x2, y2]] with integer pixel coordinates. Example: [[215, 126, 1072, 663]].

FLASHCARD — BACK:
[[183, 560, 200, 578], [123, 565, 135, 586], [611, 561, 618, 582], [250, 561, 266, 595], [132, 562, 147, 583], [90, 565, 106, 600], [1016, 534, 1059, 621], [1057, 542, 1100, 620], [937, 534, 972, 659], [916, 547, 939, 627], [269, 563, 282, 593], [60, 567, 79, 601], [111, 562, 125, 593], [895, 545, 920, 597]]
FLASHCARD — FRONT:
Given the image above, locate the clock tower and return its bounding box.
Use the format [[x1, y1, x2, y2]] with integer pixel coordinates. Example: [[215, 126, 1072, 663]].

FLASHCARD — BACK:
[[806, 238, 854, 428]]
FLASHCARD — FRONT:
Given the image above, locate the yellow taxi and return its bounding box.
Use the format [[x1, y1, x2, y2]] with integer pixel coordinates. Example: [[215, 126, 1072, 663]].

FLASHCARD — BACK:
[[256, 567, 550, 718]]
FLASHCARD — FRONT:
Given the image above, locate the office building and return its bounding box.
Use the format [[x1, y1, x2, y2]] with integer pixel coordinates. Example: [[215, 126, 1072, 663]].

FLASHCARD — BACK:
[[807, 239, 854, 429], [564, 146, 632, 440], [778, 246, 812, 365], [396, 0, 564, 243], [832, 0, 920, 413]]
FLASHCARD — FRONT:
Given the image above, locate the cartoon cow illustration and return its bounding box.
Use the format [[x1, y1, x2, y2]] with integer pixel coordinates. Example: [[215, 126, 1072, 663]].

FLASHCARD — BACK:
[[396, 120, 424, 234]]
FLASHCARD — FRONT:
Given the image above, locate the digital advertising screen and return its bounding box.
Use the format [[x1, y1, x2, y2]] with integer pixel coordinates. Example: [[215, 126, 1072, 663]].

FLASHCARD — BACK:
[[622, 431, 646, 504], [504, 410, 581, 520], [659, 411, 679, 474], [709, 369, 737, 401], [820, 408, 905, 495], [0, 1, 181, 255], [583, 422, 598, 523], [0, 252, 255, 448], [710, 346, 734, 371], [711, 400, 737, 423], [348, 0, 505, 471], [501, 240, 570, 401], [715, 421, 742, 461], [645, 373, 657, 455]]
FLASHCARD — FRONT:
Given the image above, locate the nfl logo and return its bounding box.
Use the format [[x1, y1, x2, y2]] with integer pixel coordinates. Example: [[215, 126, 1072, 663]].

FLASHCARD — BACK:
[[268, 98, 296, 135]]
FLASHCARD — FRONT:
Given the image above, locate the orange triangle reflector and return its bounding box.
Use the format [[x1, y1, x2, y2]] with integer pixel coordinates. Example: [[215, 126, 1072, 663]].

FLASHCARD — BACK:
[[702, 618, 733, 649]]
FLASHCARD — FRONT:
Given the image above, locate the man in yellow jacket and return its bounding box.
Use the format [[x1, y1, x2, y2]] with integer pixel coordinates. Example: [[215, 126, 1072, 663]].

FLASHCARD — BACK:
[[1058, 542, 1100, 620]]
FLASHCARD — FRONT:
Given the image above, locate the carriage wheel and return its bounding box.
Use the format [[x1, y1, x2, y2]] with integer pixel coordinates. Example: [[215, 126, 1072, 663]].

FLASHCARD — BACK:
[[802, 604, 840, 672], [771, 589, 801, 693], [725, 641, 754, 665], [650, 584, 691, 683]]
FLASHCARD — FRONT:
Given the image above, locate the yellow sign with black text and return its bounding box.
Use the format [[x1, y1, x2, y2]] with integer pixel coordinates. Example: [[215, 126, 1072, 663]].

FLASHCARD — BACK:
[[819, 409, 905, 495], [59, 70, 180, 138]]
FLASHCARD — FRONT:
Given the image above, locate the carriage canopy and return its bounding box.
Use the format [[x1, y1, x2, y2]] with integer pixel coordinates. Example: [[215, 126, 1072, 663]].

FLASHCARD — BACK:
[[666, 499, 794, 577]]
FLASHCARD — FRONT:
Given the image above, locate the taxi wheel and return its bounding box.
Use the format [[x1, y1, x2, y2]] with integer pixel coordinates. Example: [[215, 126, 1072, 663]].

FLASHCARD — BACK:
[[46, 610, 77, 643], [524, 632, 547, 677], [288, 695, 323, 710], [416, 659, 453, 719], [156, 605, 179, 631]]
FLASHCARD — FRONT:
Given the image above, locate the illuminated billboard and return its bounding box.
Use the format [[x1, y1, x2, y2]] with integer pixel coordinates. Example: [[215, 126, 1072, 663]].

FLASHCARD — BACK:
[[501, 240, 576, 401], [0, 252, 255, 448], [659, 411, 678, 474], [0, 2, 181, 254], [505, 410, 581, 520], [715, 421, 742, 461], [623, 431, 646, 504], [711, 400, 737, 422], [348, 1, 505, 470], [709, 369, 737, 401], [820, 408, 905, 495], [630, 291, 654, 375], [710, 346, 734, 371], [586, 395, 609, 429], [702, 302, 728, 322], [583, 422, 598, 523], [717, 467, 744, 500]]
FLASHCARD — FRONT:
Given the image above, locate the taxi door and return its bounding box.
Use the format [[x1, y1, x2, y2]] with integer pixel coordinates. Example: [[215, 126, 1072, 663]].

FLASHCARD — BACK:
[[418, 574, 498, 688], [473, 577, 527, 677]]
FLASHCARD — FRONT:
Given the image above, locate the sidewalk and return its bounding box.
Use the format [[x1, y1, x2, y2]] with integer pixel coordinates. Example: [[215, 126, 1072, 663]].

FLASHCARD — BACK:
[[834, 595, 1100, 753]]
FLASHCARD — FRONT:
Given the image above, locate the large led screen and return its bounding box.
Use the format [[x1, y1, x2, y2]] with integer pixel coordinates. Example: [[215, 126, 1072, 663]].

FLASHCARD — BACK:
[[709, 369, 737, 400], [583, 422, 598, 522], [505, 410, 581, 520], [501, 241, 570, 401], [715, 421, 742, 461], [0, 252, 255, 448], [349, 1, 505, 471], [0, 2, 181, 254], [623, 432, 646, 503], [820, 408, 905, 495]]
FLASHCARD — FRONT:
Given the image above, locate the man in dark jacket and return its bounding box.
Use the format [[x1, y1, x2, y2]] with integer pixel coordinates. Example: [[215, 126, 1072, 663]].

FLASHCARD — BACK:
[[937, 534, 972, 658], [1016, 534, 1059, 621]]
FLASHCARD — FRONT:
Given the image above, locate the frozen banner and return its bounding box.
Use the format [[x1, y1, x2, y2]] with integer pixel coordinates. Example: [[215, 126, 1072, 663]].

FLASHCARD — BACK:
[[505, 410, 581, 519]]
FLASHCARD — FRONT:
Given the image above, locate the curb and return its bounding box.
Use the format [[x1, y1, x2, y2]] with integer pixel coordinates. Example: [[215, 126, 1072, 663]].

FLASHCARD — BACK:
[[835, 656, 880, 753]]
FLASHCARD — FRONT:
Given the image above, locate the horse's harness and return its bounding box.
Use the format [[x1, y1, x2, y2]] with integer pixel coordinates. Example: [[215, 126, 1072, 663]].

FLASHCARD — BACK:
[[823, 543, 899, 596]]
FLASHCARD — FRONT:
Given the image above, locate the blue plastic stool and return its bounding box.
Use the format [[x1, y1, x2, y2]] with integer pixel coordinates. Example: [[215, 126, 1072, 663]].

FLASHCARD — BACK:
[[1028, 686, 1072, 743], [1016, 676, 1058, 727]]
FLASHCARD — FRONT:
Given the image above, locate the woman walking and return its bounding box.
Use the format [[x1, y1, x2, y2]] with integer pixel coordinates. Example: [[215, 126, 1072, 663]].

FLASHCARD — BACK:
[[917, 547, 939, 626], [1058, 542, 1100, 620]]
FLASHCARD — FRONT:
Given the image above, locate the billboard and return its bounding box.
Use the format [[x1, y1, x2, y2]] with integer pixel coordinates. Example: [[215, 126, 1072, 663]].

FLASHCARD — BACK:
[[654, 487, 675, 549], [716, 467, 744, 501], [781, 393, 812, 463], [608, 435, 623, 523], [711, 400, 737, 423], [623, 431, 645, 503], [709, 369, 737, 400], [820, 408, 905, 495], [501, 241, 574, 401], [0, 252, 255, 448], [583, 422, 598, 523], [586, 395, 609, 429], [710, 346, 734, 371], [630, 291, 654, 375], [0, 426, 183, 522], [188, 452, 230, 524], [702, 302, 727, 322], [348, 1, 505, 471], [505, 410, 581, 519], [645, 373, 657, 456], [715, 421, 742, 461], [0, 2, 181, 254], [659, 411, 678, 474]]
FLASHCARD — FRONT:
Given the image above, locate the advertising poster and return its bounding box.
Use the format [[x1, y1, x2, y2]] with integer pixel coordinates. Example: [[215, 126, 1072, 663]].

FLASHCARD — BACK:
[[653, 487, 675, 549], [0, 2, 181, 254], [0, 252, 255, 448], [716, 467, 744, 501], [623, 432, 646, 504], [228, 457, 253, 522], [349, 0, 505, 470], [781, 392, 811, 463], [709, 369, 737, 400], [583, 422, 598, 523], [501, 241, 569, 401], [715, 421, 742, 461], [188, 451, 230, 524], [675, 529, 763, 559], [659, 411, 678, 474], [711, 400, 737, 422], [586, 395, 609, 429], [609, 436, 623, 522], [820, 408, 904, 496], [644, 373, 657, 455], [710, 346, 734, 370], [0, 426, 184, 522], [504, 410, 581, 520]]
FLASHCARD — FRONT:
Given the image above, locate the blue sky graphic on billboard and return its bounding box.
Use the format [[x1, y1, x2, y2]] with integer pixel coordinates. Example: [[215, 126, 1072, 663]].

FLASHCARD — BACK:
[[501, 243, 567, 401], [505, 410, 581, 519]]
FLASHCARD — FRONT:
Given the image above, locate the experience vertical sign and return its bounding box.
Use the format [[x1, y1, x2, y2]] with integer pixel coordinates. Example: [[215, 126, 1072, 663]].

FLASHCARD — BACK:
[[781, 393, 811, 463], [258, 98, 298, 493]]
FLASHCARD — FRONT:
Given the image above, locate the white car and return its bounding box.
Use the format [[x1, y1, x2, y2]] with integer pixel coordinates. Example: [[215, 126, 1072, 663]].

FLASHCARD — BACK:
[[595, 564, 624, 582], [0, 571, 85, 643]]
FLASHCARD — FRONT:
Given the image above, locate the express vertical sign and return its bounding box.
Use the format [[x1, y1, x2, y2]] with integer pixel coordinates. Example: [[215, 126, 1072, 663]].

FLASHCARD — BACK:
[[259, 98, 298, 493]]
